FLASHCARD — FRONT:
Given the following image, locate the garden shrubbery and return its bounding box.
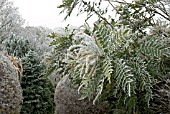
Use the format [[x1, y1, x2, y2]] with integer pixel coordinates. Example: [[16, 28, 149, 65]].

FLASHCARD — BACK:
[[1, 0, 170, 114], [0, 53, 22, 114], [4, 35, 55, 114]]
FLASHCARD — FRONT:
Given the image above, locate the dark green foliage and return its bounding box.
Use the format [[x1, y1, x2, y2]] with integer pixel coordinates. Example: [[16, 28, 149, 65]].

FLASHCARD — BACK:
[[4, 35, 32, 58], [4, 34, 55, 114], [150, 75, 170, 114], [21, 51, 54, 114]]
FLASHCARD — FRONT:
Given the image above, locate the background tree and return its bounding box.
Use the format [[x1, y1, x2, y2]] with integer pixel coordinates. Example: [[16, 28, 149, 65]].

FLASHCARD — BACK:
[[18, 26, 53, 58], [0, 0, 24, 49], [21, 51, 54, 114], [4, 34, 32, 58]]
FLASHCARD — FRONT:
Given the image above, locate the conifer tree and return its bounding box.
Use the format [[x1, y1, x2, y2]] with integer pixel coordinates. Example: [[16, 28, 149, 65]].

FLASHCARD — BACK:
[[21, 51, 54, 114], [4, 35, 32, 58]]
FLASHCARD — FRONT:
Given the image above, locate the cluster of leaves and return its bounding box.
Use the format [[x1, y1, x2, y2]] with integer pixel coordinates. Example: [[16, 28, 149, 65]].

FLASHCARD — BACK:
[[45, 27, 75, 85], [48, 0, 170, 113], [61, 23, 169, 113]]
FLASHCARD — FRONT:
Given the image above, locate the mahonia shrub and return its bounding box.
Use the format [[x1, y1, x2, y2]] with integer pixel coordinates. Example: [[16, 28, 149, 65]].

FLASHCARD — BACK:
[[0, 52, 22, 114], [49, 0, 170, 113], [21, 51, 54, 114]]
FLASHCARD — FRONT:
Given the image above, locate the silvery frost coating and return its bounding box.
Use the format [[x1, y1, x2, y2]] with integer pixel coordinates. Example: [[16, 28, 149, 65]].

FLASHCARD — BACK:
[[54, 76, 106, 114], [0, 0, 24, 49], [0, 53, 22, 114]]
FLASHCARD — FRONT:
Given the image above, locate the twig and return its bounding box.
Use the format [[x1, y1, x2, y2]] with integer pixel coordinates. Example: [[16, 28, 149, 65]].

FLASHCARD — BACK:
[[155, 10, 170, 22], [108, 0, 117, 11], [104, 0, 130, 5], [82, 0, 114, 29]]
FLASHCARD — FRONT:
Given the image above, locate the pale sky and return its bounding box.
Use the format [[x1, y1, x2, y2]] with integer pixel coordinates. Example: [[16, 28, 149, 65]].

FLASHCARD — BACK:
[[10, 0, 98, 29], [10, 0, 132, 29]]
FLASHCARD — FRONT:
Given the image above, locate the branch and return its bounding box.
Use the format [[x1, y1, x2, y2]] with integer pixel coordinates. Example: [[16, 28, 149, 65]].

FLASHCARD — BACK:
[[64, 0, 79, 20], [0, 20, 12, 30], [0, 0, 6, 9], [108, 0, 117, 11], [82, 0, 114, 29], [155, 10, 170, 22], [104, 0, 130, 4], [154, 1, 170, 19]]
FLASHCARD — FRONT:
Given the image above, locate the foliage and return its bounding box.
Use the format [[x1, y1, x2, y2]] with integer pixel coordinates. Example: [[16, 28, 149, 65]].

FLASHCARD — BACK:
[[20, 51, 54, 114], [150, 74, 170, 113], [0, 0, 24, 49], [17, 26, 53, 57], [4, 34, 32, 58], [45, 27, 75, 85], [49, 0, 170, 113], [3, 31, 55, 114], [62, 23, 169, 113]]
